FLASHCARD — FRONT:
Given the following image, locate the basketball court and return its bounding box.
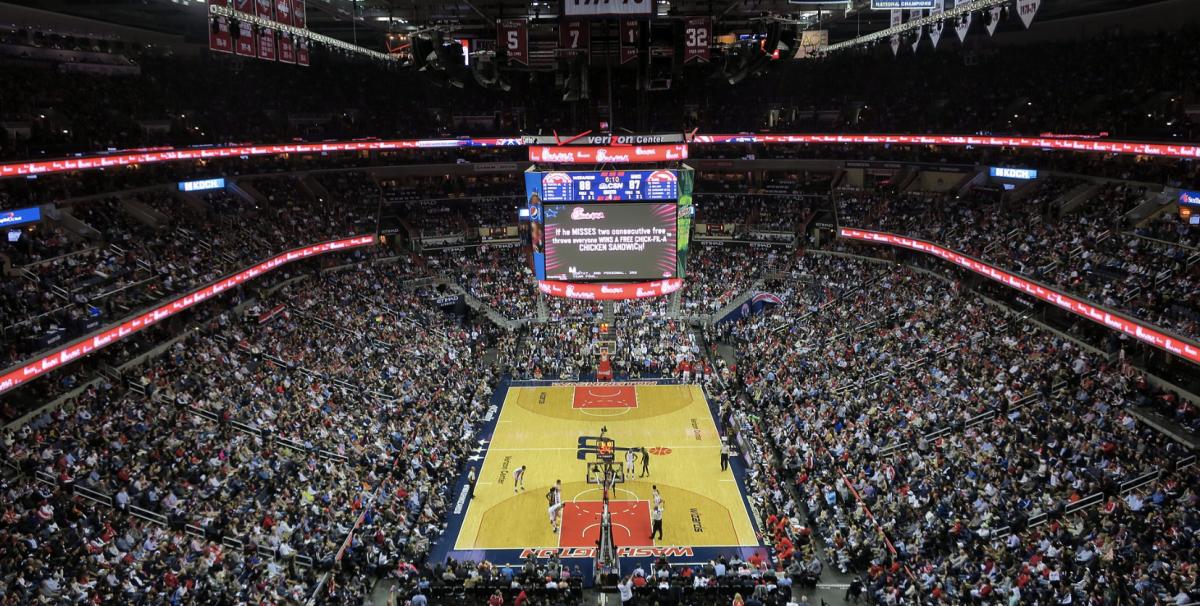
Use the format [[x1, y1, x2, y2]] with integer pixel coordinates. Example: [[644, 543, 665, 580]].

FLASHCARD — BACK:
[[436, 382, 763, 571]]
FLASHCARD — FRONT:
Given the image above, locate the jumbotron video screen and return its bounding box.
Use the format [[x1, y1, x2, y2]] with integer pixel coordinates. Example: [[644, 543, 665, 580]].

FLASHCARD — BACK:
[[527, 168, 693, 281], [543, 202, 677, 280]]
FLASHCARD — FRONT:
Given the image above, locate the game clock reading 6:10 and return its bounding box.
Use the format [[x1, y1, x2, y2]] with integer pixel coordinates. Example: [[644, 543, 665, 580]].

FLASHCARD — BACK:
[[563, 0, 652, 17]]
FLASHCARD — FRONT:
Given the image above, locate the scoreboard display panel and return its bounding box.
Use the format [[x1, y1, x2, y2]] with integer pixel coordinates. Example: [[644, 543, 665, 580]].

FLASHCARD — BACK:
[[539, 170, 679, 202], [527, 167, 693, 284], [542, 202, 677, 281]]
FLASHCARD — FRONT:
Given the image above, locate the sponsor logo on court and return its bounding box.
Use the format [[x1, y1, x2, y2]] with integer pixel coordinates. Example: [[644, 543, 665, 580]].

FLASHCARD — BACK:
[[453, 484, 470, 515], [518, 546, 695, 559], [690, 508, 704, 533]]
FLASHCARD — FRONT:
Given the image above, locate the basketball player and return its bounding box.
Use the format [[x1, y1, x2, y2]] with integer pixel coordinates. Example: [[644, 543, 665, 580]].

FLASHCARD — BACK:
[[513, 465, 527, 493], [546, 479, 564, 533], [651, 485, 663, 510], [625, 448, 636, 476], [639, 446, 651, 477]]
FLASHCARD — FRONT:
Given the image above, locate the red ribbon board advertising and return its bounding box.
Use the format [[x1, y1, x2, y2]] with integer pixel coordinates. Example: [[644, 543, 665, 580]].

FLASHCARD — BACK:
[[538, 279, 684, 301], [838, 227, 1200, 365], [0, 236, 376, 395], [529, 144, 688, 164]]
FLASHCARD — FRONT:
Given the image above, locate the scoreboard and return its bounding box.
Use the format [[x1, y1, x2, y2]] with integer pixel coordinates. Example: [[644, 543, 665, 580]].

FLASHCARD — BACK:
[[539, 170, 679, 202]]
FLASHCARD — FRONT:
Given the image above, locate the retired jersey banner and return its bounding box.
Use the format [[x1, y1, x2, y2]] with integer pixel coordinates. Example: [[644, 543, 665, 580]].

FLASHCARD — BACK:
[[986, 5, 1001, 35], [559, 20, 590, 54], [235, 21, 256, 57], [620, 19, 640, 64], [278, 33, 296, 63], [954, 0, 972, 42], [498, 19, 529, 65], [255, 0, 274, 21], [682, 17, 711, 63], [258, 27, 277, 61], [296, 37, 310, 66], [209, 15, 234, 54], [292, 0, 307, 28], [890, 10, 903, 56], [1016, 0, 1039, 28], [209, 0, 227, 6], [274, 0, 293, 26], [234, 0, 253, 13]]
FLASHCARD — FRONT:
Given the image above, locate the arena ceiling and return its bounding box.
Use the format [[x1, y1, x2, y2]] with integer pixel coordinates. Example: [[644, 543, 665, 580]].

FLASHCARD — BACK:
[[0, 0, 1173, 52]]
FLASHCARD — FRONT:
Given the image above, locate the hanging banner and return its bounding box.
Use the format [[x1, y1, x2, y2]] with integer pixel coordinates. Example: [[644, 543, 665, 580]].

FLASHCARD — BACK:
[[986, 5, 1002, 35], [620, 19, 640, 64], [928, 3, 944, 47], [497, 19, 529, 65], [278, 33, 296, 63], [255, 0, 274, 21], [795, 29, 828, 59], [910, 10, 924, 51], [234, 0, 253, 13], [954, 0, 972, 42], [209, 15, 234, 54], [235, 22, 256, 57], [559, 20, 590, 54], [890, 10, 903, 56], [209, 0, 227, 5], [563, 0, 652, 17], [1016, 0, 1040, 28], [682, 17, 711, 63], [292, 0, 307, 29], [274, 0, 293, 26], [296, 37, 310, 66], [258, 27, 277, 61]]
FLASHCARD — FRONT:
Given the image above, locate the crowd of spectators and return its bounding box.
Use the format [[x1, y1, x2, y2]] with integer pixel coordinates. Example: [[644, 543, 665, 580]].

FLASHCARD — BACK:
[[426, 245, 538, 321], [837, 179, 1200, 340], [1, 262, 503, 605], [717, 252, 1199, 605], [682, 243, 789, 316]]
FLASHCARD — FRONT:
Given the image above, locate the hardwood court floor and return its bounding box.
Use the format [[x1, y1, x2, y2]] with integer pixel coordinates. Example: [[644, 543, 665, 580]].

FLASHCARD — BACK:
[[455, 384, 759, 552]]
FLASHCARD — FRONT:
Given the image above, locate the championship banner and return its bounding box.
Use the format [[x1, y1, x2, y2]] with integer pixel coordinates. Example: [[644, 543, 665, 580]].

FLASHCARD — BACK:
[[278, 33, 296, 63], [559, 20, 590, 54], [274, 0, 293, 26], [986, 5, 1001, 35], [209, 15, 234, 54], [954, 0, 972, 42], [255, 0, 274, 21], [795, 29, 827, 59], [258, 27, 277, 61], [235, 21, 256, 57], [498, 19, 529, 65], [890, 10, 902, 56], [296, 37, 310, 66], [928, 4, 944, 47], [292, 0, 307, 29], [562, 0, 651, 17], [620, 19, 640, 64], [910, 10, 924, 51], [209, 0, 227, 6], [234, 0, 253, 13], [1016, 0, 1040, 28], [682, 17, 711, 63]]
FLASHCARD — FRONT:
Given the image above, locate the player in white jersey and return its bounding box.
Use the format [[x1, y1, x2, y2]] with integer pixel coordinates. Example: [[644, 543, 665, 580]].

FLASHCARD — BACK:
[[513, 465, 527, 493], [625, 448, 636, 476], [546, 479, 564, 532]]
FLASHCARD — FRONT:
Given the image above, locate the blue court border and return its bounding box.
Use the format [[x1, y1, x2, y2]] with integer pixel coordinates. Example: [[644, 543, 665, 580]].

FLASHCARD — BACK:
[[428, 376, 768, 584]]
